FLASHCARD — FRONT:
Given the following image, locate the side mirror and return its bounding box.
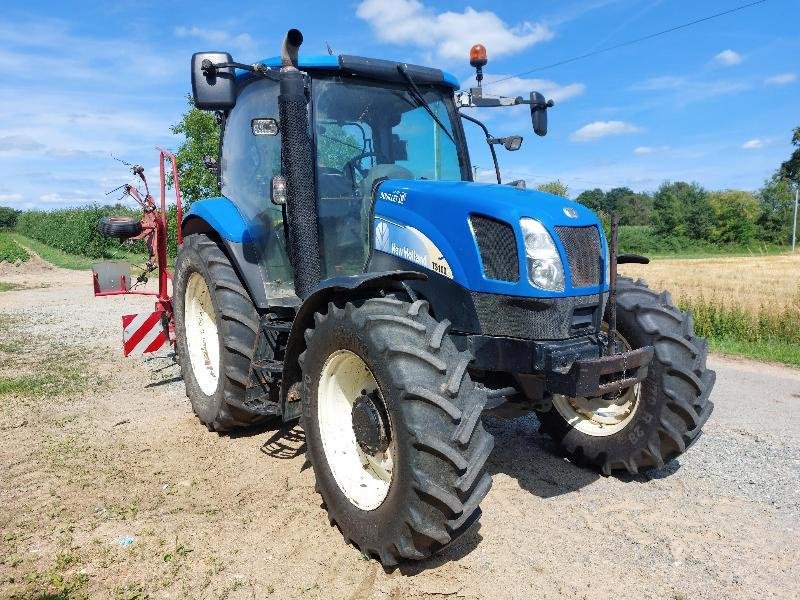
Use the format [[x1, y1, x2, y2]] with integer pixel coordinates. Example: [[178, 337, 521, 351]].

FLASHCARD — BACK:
[[191, 52, 236, 111], [530, 91, 554, 137], [502, 136, 523, 151], [488, 135, 523, 151]]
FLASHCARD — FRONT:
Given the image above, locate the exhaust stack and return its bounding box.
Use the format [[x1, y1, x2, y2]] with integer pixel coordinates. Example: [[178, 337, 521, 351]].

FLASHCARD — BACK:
[[281, 28, 304, 68], [277, 29, 322, 299]]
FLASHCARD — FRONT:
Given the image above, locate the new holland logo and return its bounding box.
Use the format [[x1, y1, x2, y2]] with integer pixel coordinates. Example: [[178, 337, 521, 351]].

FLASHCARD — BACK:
[[375, 221, 390, 251], [563, 206, 579, 219]]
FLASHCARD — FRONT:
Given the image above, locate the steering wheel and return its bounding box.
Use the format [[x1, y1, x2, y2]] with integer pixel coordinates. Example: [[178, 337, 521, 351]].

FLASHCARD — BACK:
[[343, 151, 379, 185]]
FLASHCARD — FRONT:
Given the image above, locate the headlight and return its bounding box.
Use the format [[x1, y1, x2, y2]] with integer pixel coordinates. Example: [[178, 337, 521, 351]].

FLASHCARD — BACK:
[[520, 218, 565, 291]]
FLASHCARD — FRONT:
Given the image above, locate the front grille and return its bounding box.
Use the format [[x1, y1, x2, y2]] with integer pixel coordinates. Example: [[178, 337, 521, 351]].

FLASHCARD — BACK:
[[554, 225, 602, 288], [471, 292, 605, 339], [470, 215, 519, 282]]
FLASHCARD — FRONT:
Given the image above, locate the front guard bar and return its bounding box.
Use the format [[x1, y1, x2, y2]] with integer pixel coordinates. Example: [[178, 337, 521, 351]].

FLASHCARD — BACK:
[[545, 345, 654, 398]]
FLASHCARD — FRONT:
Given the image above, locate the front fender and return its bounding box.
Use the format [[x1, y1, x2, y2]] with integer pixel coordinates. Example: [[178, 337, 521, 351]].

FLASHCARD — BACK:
[[181, 197, 249, 243], [279, 270, 426, 421]]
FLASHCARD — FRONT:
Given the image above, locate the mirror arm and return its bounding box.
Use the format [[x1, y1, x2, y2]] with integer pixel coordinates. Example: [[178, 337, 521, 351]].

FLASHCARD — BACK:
[[460, 112, 501, 185], [201, 59, 277, 79]]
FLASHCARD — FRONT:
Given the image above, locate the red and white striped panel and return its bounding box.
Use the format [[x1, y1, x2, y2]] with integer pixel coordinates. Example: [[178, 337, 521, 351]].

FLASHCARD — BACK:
[[122, 311, 168, 357]]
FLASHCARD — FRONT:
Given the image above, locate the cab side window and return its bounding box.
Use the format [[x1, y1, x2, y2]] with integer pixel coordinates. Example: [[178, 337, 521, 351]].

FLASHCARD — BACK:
[[221, 78, 294, 295]]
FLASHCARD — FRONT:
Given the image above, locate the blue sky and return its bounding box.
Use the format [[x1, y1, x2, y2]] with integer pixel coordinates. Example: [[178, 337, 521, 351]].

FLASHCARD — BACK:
[[0, 0, 797, 210]]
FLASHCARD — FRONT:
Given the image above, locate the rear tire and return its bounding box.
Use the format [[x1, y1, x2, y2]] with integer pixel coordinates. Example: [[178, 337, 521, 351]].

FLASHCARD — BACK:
[[98, 216, 141, 239], [301, 297, 494, 566], [174, 234, 266, 431], [536, 277, 715, 475]]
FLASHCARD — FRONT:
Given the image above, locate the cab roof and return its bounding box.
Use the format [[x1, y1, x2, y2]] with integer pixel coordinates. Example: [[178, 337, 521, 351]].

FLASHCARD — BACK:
[[245, 54, 460, 89]]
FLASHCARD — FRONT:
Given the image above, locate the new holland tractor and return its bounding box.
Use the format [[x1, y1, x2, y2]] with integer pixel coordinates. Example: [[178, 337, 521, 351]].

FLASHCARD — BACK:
[[96, 29, 715, 565]]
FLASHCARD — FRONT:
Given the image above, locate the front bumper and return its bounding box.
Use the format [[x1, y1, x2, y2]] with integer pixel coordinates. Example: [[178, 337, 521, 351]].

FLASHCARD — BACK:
[[461, 333, 653, 399], [544, 346, 653, 397]]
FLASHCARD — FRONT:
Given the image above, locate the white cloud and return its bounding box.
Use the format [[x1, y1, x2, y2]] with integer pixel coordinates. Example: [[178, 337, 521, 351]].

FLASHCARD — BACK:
[[571, 121, 642, 142], [632, 75, 750, 105], [174, 26, 255, 54], [0, 192, 23, 204], [475, 75, 585, 103], [356, 0, 553, 61], [742, 138, 764, 150], [634, 146, 670, 155], [713, 49, 742, 67], [0, 135, 45, 153], [765, 72, 796, 85]]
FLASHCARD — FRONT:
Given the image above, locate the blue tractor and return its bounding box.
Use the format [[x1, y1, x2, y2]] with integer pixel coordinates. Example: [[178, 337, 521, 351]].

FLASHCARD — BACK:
[[176, 29, 714, 565]]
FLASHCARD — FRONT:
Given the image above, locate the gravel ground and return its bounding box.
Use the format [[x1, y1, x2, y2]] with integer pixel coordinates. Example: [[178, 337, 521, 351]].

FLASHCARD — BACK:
[[0, 257, 798, 599]]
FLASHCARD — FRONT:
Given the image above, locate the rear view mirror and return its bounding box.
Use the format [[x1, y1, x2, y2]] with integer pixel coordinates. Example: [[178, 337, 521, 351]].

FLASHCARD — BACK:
[[391, 134, 408, 161], [191, 52, 236, 110], [530, 91, 554, 137], [503, 136, 523, 151]]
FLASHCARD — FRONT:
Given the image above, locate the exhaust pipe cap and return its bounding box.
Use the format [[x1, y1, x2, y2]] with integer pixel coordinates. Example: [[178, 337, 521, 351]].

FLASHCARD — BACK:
[[281, 28, 304, 68]]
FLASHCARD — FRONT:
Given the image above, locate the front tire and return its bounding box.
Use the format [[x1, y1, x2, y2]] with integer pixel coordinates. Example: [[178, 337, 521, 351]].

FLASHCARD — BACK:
[[302, 297, 494, 566], [174, 234, 265, 431], [536, 277, 715, 475]]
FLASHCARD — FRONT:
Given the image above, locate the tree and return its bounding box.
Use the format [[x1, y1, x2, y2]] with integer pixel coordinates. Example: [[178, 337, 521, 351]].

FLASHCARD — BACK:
[[617, 192, 653, 226], [171, 97, 221, 204], [652, 181, 714, 240], [779, 126, 800, 184], [575, 188, 605, 213], [317, 124, 361, 171], [0, 206, 19, 229], [604, 187, 634, 213], [708, 190, 759, 244], [536, 180, 569, 198], [757, 175, 795, 244]]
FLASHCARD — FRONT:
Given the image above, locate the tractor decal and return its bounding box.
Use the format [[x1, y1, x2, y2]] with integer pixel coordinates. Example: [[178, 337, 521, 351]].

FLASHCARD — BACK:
[[373, 216, 453, 279]]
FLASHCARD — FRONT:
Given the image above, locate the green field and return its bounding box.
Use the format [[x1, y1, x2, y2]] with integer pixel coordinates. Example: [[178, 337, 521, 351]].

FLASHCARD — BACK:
[[0, 232, 29, 264]]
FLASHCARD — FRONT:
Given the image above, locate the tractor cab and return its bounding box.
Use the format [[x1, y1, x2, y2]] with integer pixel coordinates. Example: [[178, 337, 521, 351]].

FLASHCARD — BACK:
[[190, 47, 476, 303]]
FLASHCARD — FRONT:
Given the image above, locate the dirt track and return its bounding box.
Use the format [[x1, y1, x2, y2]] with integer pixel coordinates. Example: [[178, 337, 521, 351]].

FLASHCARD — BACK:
[[1, 258, 799, 599]]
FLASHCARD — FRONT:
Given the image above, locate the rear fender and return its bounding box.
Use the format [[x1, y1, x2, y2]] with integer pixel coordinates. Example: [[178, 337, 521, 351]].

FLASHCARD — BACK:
[[279, 270, 426, 421]]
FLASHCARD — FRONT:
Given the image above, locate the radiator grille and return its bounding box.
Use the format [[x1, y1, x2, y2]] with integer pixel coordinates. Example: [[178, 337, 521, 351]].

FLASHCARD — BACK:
[[470, 216, 519, 282], [554, 225, 602, 288]]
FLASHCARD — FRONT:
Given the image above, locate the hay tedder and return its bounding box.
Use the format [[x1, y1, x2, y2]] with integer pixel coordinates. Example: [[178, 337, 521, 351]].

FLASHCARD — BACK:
[[93, 29, 715, 565]]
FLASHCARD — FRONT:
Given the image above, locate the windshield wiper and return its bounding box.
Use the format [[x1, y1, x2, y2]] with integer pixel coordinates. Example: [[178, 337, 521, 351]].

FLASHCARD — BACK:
[[396, 64, 456, 144]]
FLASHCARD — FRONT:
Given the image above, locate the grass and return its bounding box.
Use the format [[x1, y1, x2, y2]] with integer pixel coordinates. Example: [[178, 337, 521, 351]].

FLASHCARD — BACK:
[[0, 231, 29, 263], [0, 282, 22, 292], [7, 232, 99, 270], [7, 232, 149, 272], [710, 338, 800, 367], [0, 315, 91, 401], [622, 254, 800, 367], [647, 245, 790, 259]]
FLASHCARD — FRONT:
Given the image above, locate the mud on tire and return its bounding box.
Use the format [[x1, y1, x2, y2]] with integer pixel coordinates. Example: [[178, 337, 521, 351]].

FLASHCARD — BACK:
[[301, 297, 494, 566], [537, 276, 715, 475], [174, 233, 266, 432]]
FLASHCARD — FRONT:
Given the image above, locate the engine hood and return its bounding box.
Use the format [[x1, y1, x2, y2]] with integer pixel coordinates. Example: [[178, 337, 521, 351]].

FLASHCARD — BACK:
[[372, 179, 609, 298]]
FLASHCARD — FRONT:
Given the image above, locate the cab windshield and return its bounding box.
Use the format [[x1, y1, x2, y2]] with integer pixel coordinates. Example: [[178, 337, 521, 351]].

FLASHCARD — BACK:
[[312, 76, 467, 277]]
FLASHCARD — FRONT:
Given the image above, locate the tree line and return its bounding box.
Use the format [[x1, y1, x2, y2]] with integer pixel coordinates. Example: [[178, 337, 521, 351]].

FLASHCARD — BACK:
[[535, 127, 799, 251]]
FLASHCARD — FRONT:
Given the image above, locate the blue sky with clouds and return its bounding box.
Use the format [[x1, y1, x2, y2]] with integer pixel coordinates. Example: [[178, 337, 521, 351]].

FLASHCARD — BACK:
[[0, 0, 797, 209]]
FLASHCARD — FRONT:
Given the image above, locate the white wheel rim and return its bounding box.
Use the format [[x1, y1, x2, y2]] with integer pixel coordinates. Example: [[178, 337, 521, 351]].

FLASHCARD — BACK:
[[184, 272, 220, 396], [552, 331, 641, 437], [317, 350, 393, 511]]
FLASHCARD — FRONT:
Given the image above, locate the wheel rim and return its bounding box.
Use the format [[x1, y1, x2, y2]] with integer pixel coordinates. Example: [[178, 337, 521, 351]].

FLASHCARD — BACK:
[[317, 350, 394, 511], [552, 330, 641, 437], [184, 272, 220, 396]]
